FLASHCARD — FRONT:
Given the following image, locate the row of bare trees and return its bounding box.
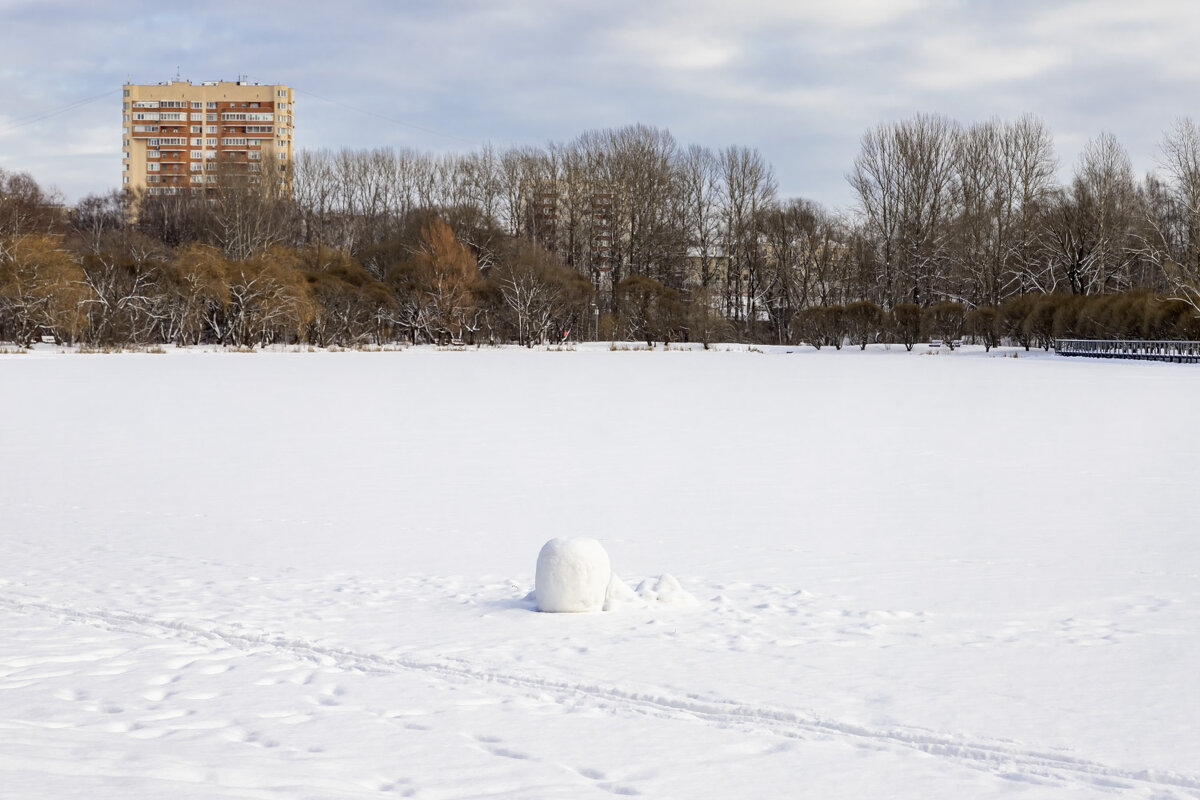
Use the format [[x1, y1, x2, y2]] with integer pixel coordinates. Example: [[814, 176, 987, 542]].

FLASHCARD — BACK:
[[849, 114, 1200, 315], [0, 216, 598, 348], [285, 118, 1200, 337], [3, 115, 1200, 347]]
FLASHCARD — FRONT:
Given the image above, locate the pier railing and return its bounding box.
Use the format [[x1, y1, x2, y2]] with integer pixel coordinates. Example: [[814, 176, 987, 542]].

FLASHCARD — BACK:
[[1054, 339, 1200, 363]]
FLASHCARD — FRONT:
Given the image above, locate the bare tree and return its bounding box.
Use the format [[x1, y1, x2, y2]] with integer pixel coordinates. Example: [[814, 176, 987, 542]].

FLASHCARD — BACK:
[[161, 244, 230, 345], [1081, 132, 1139, 292], [80, 250, 162, 345], [69, 190, 132, 256], [1001, 115, 1058, 296], [411, 218, 480, 344], [210, 156, 295, 261], [719, 145, 776, 331], [1141, 118, 1200, 312], [758, 199, 823, 342], [491, 239, 588, 345], [0, 234, 89, 345], [0, 169, 64, 241], [950, 120, 1004, 306], [850, 114, 959, 307], [678, 144, 722, 291], [219, 248, 311, 346], [608, 125, 688, 287]]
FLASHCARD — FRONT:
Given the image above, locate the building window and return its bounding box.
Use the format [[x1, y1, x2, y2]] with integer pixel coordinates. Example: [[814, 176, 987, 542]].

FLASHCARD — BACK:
[[190, 126, 201, 134], [206, 101, 217, 109], [122, 176, 130, 184], [146, 163, 160, 172], [146, 150, 160, 158], [146, 175, 160, 183], [123, 89, 130, 97], [190, 113, 203, 121], [132, 125, 159, 133], [205, 138, 217, 147], [191, 101, 203, 109], [189, 163, 203, 171], [248, 151, 261, 160], [221, 112, 273, 122]]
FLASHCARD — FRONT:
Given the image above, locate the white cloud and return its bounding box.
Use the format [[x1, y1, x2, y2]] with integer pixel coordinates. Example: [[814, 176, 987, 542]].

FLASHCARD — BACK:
[[612, 29, 740, 72], [904, 38, 1065, 92], [1, 0, 1197, 206]]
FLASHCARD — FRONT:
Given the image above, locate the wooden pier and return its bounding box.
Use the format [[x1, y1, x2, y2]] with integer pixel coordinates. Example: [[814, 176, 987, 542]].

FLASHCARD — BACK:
[[1054, 339, 1200, 363]]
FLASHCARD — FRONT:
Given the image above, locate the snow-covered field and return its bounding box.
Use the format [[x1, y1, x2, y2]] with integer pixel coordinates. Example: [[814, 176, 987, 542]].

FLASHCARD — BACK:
[[2, 344, 1198, 799]]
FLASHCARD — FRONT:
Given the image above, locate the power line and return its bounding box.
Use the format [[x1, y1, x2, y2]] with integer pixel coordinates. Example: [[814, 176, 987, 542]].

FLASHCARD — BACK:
[[292, 86, 480, 147], [0, 88, 120, 137]]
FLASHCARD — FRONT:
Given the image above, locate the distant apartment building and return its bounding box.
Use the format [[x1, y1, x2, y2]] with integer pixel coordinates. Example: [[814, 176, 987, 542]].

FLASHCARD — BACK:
[[121, 80, 293, 196]]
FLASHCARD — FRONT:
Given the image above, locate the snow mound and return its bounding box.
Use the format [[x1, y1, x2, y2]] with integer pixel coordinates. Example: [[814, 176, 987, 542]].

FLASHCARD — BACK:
[[535, 537, 612, 613], [602, 573, 641, 611], [635, 574, 698, 606]]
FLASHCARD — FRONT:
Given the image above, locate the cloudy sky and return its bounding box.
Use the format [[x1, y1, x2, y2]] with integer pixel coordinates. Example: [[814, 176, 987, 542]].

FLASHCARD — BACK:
[[2, 0, 1197, 209]]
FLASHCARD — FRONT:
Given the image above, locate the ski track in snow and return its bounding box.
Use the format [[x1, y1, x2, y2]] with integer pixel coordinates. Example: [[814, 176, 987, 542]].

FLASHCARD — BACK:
[[4, 591, 1197, 798]]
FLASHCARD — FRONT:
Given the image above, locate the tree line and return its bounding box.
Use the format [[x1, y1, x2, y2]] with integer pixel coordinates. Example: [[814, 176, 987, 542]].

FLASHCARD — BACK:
[[2, 115, 1199, 348]]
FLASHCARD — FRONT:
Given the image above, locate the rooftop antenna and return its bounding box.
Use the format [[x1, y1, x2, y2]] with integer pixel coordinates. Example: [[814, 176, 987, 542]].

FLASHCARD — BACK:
[[175, 65, 182, 81]]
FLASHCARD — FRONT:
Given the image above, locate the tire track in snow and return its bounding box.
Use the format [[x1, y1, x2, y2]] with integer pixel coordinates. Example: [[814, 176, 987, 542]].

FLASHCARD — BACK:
[[6, 594, 1199, 797]]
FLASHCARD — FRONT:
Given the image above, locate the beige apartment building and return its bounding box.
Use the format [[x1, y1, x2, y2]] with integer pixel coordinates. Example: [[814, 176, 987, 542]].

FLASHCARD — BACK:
[[121, 80, 294, 196]]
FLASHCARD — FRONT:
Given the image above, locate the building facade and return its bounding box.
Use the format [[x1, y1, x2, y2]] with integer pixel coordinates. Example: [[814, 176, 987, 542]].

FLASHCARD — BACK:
[[121, 80, 293, 196]]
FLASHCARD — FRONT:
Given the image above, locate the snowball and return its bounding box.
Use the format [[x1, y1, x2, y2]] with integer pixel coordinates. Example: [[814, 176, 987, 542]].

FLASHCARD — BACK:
[[535, 537, 612, 613]]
